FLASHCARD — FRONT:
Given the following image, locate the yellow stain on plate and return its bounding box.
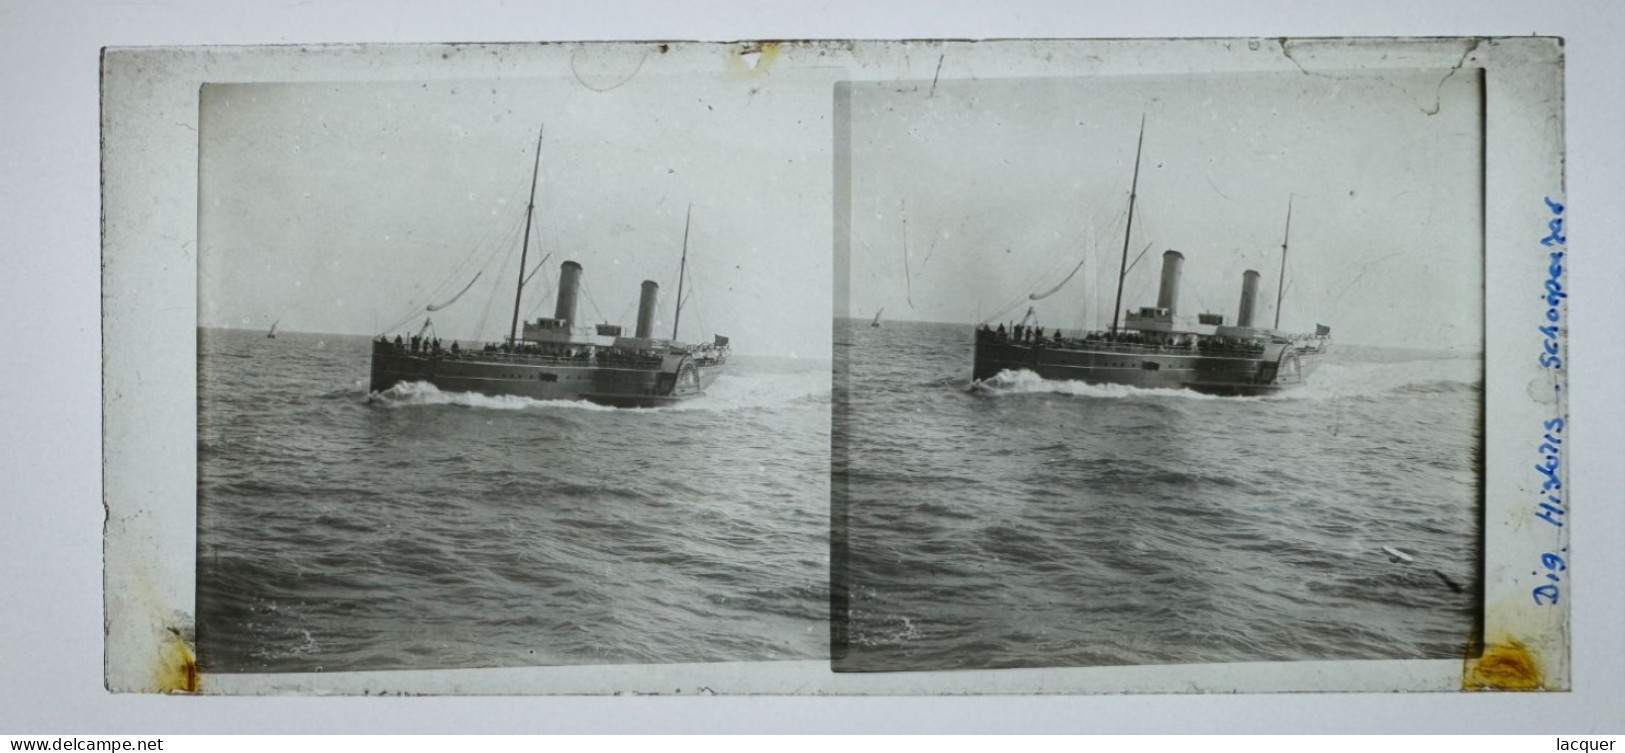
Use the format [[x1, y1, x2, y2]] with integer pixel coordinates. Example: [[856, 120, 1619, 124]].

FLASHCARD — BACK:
[[729, 42, 781, 77], [155, 632, 200, 694], [1463, 638, 1542, 691]]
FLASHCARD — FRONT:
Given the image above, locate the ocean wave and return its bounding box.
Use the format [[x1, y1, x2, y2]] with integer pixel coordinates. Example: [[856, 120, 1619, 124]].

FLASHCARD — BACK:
[[1288, 359, 1482, 402], [365, 369, 830, 413], [671, 370, 832, 413], [969, 356, 1482, 403], [366, 381, 623, 411], [971, 369, 1236, 401], [1387, 379, 1483, 396]]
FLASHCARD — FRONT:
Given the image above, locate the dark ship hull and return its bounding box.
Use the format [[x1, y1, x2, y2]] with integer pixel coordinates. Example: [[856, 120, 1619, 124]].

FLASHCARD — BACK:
[[969, 118, 1329, 398], [973, 332, 1323, 397], [370, 341, 724, 408], [369, 129, 730, 409]]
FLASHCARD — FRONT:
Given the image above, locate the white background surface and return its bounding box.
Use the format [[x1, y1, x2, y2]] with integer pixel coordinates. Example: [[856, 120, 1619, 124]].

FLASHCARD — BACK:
[[3, 0, 1622, 733]]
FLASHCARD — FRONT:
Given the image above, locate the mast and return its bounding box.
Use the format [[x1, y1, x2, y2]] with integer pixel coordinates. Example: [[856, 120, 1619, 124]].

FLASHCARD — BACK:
[[1274, 195, 1293, 330], [1109, 115, 1147, 337], [507, 125, 545, 344], [672, 204, 692, 340]]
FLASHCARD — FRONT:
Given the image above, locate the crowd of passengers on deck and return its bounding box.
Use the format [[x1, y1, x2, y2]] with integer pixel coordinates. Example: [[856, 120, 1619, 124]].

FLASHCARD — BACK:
[[375, 333, 723, 365], [977, 322, 1196, 348], [976, 322, 1279, 353]]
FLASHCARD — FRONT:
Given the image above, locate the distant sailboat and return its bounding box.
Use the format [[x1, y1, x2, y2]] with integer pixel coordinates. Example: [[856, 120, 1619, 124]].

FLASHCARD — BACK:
[[871, 308, 884, 328], [266, 319, 279, 339]]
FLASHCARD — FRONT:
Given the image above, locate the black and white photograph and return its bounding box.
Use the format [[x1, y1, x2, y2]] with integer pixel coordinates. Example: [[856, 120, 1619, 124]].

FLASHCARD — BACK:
[[93, 37, 1573, 698], [193, 69, 834, 673], [833, 68, 1487, 671]]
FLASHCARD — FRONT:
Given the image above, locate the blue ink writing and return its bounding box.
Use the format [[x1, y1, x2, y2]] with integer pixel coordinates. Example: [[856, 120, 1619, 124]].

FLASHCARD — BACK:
[[1535, 416, 1564, 527], [1532, 547, 1566, 606], [1532, 198, 1569, 608], [1540, 197, 1565, 369]]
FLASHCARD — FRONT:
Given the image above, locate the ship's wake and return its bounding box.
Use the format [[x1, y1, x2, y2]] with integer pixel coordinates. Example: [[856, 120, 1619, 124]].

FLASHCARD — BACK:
[[669, 369, 832, 413], [1288, 359, 1482, 402], [973, 356, 1481, 403], [365, 369, 831, 413], [366, 381, 621, 411], [971, 369, 1237, 401]]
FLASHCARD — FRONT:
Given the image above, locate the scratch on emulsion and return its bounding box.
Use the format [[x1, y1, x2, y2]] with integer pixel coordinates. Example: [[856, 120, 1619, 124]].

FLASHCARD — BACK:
[[569, 46, 651, 93], [1423, 39, 1482, 116]]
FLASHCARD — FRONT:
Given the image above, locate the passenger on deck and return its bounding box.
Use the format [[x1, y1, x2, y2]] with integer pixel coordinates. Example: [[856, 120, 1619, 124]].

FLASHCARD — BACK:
[[450, 341, 459, 354], [394, 335, 403, 349], [996, 323, 1006, 338]]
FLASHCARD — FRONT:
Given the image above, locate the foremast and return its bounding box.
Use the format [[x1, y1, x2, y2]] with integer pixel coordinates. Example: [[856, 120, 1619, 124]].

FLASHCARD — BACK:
[[507, 126, 545, 345], [1108, 115, 1147, 337], [672, 204, 692, 341], [1275, 195, 1292, 330]]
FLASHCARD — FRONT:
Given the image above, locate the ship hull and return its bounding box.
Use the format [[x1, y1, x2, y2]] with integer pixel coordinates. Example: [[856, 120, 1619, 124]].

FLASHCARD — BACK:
[[973, 335, 1322, 397], [369, 342, 723, 408]]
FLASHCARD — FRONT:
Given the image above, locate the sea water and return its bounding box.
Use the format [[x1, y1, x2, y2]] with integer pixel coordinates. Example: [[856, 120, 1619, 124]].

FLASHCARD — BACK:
[[197, 328, 830, 672], [833, 319, 1482, 671]]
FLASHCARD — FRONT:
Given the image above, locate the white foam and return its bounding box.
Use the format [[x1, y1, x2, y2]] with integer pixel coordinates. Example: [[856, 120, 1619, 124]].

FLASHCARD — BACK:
[[971, 355, 1480, 403], [368, 381, 620, 411], [368, 369, 832, 413], [670, 369, 832, 412], [972, 369, 1232, 401]]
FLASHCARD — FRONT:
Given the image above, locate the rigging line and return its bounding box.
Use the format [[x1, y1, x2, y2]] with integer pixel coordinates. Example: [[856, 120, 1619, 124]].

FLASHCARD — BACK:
[[426, 272, 483, 311], [1029, 256, 1087, 301], [396, 201, 523, 336], [508, 124, 545, 345], [521, 252, 554, 287], [380, 311, 421, 337], [475, 270, 501, 343], [457, 212, 519, 341], [1275, 194, 1293, 330], [1023, 220, 1100, 305], [1110, 114, 1147, 337], [406, 209, 526, 314], [522, 264, 556, 320], [983, 288, 1040, 325], [470, 216, 526, 341], [1124, 243, 1155, 276], [580, 280, 609, 324], [981, 256, 1068, 325], [424, 206, 509, 302], [525, 283, 548, 318], [673, 204, 693, 340]]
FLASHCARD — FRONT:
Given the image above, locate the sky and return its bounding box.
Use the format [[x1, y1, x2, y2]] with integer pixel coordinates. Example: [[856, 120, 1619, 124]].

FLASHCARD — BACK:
[[199, 69, 834, 359], [840, 69, 1485, 352]]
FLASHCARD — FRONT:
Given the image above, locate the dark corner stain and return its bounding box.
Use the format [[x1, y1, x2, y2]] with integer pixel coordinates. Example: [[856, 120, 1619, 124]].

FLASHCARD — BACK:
[[158, 628, 200, 694], [1464, 638, 1542, 691], [658, 43, 669, 54]]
